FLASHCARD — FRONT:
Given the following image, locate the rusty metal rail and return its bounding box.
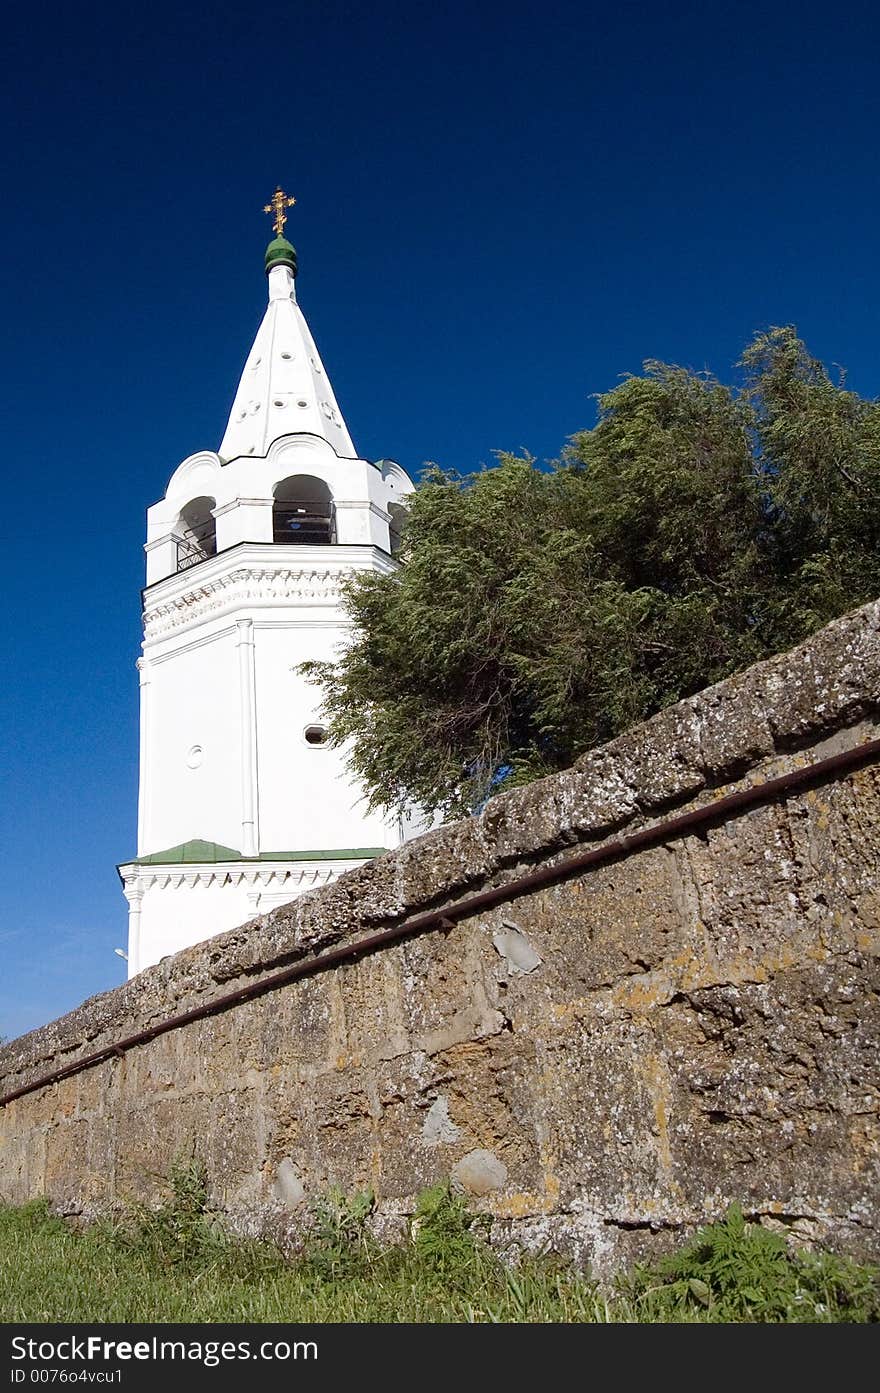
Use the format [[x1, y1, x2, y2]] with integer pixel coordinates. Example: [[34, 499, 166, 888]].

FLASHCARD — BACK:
[[2, 734, 878, 1109]]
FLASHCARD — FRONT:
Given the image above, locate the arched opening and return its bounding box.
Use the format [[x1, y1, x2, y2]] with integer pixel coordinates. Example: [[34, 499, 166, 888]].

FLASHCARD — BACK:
[[273, 475, 334, 545], [175, 496, 217, 572], [388, 502, 408, 558]]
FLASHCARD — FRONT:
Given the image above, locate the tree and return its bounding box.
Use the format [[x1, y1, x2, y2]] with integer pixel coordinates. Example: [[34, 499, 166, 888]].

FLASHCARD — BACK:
[[740, 327, 880, 641], [302, 328, 880, 820]]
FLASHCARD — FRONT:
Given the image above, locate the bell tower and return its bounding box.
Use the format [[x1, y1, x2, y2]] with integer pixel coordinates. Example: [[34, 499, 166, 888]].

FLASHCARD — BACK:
[[118, 192, 418, 974]]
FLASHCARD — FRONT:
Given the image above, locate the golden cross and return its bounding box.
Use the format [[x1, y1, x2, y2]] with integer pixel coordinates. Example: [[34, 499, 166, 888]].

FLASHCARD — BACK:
[[263, 185, 296, 237]]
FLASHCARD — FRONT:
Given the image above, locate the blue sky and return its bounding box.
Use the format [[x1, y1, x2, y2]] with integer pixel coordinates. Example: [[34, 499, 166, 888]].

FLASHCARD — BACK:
[[2, 0, 879, 1040]]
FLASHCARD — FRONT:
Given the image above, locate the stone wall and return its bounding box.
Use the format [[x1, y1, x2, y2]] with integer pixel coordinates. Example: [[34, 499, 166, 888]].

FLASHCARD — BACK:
[[2, 601, 879, 1275]]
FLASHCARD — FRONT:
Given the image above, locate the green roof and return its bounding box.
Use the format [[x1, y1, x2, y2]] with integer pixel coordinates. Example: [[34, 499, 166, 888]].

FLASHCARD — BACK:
[[129, 839, 388, 866], [135, 839, 241, 864], [257, 847, 388, 862]]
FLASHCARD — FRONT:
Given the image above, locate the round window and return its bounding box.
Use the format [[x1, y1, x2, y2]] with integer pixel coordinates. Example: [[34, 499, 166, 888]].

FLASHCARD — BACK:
[[303, 724, 328, 746]]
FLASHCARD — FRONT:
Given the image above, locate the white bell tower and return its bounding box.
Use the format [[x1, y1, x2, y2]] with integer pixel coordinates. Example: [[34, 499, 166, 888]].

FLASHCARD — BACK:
[[118, 191, 419, 975]]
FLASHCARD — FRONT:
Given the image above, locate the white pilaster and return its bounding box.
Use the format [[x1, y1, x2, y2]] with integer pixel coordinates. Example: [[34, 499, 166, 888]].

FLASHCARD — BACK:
[[136, 657, 151, 856], [145, 535, 179, 586], [334, 498, 392, 548], [123, 879, 144, 977], [213, 497, 274, 551], [236, 618, 259, 856]]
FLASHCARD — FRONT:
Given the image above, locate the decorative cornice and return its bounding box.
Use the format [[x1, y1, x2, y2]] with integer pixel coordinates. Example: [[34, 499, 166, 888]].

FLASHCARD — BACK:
[[119, 864, 342, 892], [143, 565, 344, 638]]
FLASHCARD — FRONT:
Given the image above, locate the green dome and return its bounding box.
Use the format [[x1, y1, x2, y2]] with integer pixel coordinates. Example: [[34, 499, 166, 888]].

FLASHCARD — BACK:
[[265, 235, 298, 275]]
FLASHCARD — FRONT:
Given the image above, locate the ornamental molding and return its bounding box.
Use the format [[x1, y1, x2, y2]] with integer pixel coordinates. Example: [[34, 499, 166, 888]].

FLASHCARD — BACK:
[[143, 565, 344, 638], [120, 865, 339, 892]]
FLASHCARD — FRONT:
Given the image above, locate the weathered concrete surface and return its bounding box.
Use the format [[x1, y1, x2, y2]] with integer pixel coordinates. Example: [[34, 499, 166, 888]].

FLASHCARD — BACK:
[[1, 600, 879, 1275]]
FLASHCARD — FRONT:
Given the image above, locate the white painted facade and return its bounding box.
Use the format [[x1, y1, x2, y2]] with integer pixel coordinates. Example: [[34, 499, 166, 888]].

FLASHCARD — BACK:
[[119, 253, 419, 975]]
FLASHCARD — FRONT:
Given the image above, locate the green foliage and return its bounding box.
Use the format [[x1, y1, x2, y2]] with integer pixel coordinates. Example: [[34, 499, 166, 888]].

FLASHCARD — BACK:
[[3, 1196, 66, 1235], [411, 1181, 492, 1277], [621, 1203, 880, 1323], [300, 1181, 496, 1294], [0, 1189, 876, 1323], [303, 328, 880, 817], [740, 327, 880, 640], [106, 1154, 232, 1271], [300, 1186, 380, 1278]]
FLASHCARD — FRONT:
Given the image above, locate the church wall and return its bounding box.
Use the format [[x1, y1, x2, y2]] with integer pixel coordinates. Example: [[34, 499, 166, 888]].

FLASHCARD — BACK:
[[137, 877, 268, 964], [2, 600, 879, 1276], [138, 543, 403, 869], [253, 621, 397, 853], [142, 629, 242, 854]]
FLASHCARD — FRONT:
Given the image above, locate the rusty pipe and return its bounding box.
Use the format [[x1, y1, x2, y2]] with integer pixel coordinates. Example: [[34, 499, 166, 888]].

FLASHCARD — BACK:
[[1, 733, 877, 1109]]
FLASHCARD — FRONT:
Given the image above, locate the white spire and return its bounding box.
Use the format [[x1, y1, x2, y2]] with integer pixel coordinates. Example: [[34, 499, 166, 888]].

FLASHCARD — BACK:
[[218, 261, 357, 462]]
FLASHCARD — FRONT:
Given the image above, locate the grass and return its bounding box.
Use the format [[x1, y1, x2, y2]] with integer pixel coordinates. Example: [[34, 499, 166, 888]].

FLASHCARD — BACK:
[[0, 1165, 877, 1323]]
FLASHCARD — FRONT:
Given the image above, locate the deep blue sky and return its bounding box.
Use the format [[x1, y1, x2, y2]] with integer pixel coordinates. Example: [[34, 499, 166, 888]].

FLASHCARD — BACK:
[[2, 0, 878, 1041]]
